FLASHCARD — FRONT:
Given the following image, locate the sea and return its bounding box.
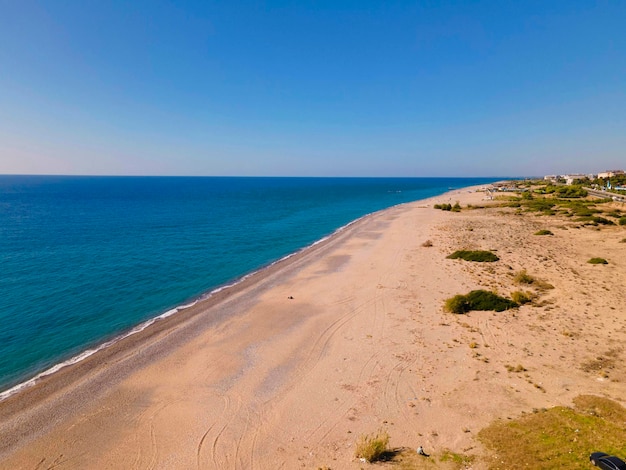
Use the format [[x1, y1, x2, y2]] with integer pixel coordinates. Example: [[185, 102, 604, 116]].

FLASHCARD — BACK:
[[0, 175, 498, 396]]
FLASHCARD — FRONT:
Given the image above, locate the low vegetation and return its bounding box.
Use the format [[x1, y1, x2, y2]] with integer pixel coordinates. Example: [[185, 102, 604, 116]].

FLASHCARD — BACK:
[[534, 229, 553, 236], [540, 184, 588, 198], [499, 190, 622, 225], [511, 290, 533, 305], [513, 270, 535, 284], [439, 449, 475, 467], [355, 429, 390, 462], [445, 290, 517, 314], [434, 202, 462, 212], [479, 395, 626, 469], [422, 239, 433, 247], [388, 448, 474, 469], [446, 250, 499, 262], [619, 217, 626, 225], [580, 348, 619, 375], [588, 257, 608, 265], [575, 216, 614, 226], [513, 270, 554, 291], [505, 364, 527, 372]]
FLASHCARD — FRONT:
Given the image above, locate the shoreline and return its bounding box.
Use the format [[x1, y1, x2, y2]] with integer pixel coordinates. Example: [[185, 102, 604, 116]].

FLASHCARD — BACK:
[[0, 209, 364, 403], [0, 203, 401, 403], [0, 186, 487, 449], [0, 184, 491, 403]]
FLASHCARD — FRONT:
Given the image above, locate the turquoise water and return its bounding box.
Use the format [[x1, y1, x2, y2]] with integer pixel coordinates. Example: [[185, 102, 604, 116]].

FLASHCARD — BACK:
[[0, 176, 497, 392]]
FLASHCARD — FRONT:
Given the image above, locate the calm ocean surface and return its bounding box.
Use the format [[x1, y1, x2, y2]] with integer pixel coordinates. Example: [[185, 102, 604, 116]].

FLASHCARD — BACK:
[[0, 176, 497, 393]]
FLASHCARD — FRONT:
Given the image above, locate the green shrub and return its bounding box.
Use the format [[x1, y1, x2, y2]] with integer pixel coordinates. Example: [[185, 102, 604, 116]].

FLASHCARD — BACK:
[[445, 295, 471, 314], [523, 199, 555, 213], [451, 201, 462, 212], [467, 290, 518, 311], [619, 217, 626, 225], [569, 204, 598, 217], [355, 429, 390, 462], [594, 216, 615, 225], [588, 258, 608, 265], [576, 216, 614, 225], [434, 203, 452, 211], [534, 229, 553, 235], [447, 250, 499, 262], [445, 290, 517, 314], [544, 184, 588, 198]]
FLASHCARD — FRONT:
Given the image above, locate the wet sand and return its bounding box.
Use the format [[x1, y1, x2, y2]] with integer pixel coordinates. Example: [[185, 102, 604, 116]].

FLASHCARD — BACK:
[[1, 185, 625, 469]]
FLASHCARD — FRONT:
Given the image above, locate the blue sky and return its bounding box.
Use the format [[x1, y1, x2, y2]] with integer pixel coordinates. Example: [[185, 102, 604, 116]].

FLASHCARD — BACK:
[[1, 1, 624, 176]]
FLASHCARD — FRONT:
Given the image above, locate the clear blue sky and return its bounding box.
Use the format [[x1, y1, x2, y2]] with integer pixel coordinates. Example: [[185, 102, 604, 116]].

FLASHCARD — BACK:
[[1, 1, 624, 177]]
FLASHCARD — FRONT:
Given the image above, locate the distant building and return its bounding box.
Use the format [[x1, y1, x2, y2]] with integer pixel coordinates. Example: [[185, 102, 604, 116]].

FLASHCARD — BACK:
[[563, 174, 587, 185], [598, 170, 625, 179]]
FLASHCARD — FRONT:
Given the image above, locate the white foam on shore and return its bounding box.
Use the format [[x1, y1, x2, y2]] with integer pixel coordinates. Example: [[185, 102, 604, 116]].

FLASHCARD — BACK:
[[0, 211, 372, 403]]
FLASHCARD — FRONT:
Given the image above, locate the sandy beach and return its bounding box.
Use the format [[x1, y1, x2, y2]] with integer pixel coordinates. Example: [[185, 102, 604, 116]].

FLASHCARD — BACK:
[[1, 185, 625, 469]]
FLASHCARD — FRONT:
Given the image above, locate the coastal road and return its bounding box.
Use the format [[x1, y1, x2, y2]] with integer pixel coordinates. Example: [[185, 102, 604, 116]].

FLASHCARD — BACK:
[[585, 187, 626, 202]]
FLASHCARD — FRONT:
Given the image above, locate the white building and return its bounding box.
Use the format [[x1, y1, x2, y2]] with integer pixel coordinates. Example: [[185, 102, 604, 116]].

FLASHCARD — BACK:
[[563, 174, 587, 185], [598, 170, 625, 179]]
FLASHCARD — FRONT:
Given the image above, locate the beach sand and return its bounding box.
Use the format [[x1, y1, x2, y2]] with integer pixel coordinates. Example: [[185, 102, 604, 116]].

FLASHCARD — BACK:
[[1, 186, 625, 469]]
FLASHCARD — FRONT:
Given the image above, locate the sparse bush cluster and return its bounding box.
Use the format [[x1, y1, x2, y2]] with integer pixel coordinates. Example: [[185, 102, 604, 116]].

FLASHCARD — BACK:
[[588, 257, 608, 265], [446, 250, 499, 262], [445, 290, 517, 314], [517, 199, 556, 214], [575, 216, 614, 226], [542, 184, 588, 198], [434, 202, 461, 212], [503, 194, 623, 224], [534, 229, 553, 236], [619, 217, 626, 226]]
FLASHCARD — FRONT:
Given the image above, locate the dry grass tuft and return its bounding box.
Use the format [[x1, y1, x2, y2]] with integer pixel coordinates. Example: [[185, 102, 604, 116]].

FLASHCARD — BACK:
[[511, 290, 534, 305], [513, 270, 535, 284], [422, 239, 433, 247], [513, 270, 554, 291], [355, 429, 390, 462]]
